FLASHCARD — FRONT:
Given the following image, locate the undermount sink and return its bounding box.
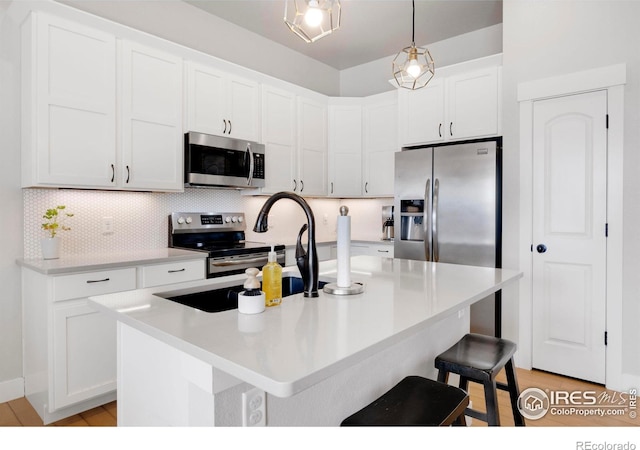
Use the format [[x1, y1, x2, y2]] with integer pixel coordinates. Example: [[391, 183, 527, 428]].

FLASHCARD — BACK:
[[158, 277, 327, 313]]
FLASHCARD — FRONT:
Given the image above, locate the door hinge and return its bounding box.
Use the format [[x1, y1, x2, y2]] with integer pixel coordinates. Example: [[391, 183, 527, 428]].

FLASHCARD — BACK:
[[606, 223, 609, 237], [604, 331, 608, 346], [606, 114, 609, 129]]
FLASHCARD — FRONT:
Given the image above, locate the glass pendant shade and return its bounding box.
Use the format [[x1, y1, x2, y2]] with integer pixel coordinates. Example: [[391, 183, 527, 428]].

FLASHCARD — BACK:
[[284, 0, 341, 43], [392, 0, 435, 90]]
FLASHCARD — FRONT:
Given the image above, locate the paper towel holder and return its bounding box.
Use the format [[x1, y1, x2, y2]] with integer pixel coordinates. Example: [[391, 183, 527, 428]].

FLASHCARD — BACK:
[[323, 206, 365, 295]]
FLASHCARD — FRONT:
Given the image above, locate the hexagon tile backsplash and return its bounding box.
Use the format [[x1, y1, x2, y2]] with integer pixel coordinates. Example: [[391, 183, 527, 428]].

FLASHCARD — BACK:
[[23, 188, 243, 259]]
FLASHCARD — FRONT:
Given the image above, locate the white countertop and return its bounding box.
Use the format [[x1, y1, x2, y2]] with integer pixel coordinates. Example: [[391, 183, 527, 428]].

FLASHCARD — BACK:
[[16, 248, 207, 275], [89, 255, 522, 397]]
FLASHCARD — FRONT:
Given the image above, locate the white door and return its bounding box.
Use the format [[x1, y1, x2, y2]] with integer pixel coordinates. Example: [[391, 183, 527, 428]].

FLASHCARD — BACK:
[[297, 96, 327, 196], [532, 90, 607, 384]]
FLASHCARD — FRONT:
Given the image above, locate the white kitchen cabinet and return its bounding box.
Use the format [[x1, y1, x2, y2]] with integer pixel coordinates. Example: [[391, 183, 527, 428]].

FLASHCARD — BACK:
[[446, 66, 500, 140], [21, 12, 117, 188], [21, 13, 184, 192], [120, 40, 184, 191], [261, 85, 297, 193], [284, 242, 334, 267], [398, 78, 445, 146], [328, 100, 362, 197], [260, 89, 328, 196], [138, 259, 205, 288], [363, 91, 398, 197], [351, 242, 394, 258], [186, 62, 260, 142], [399, 66, 500, 146], [297, 96, 328, 196], [22, 258, 205, 424]]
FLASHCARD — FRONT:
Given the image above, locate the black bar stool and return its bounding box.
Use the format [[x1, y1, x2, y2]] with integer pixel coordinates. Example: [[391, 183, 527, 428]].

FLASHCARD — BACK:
[[340, 376, 469, 426], [435, 333, 525, 426]]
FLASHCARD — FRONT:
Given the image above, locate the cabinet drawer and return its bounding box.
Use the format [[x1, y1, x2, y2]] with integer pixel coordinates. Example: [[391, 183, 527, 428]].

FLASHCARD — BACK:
[[370, 244, 394, 258], [139, 259, 204, 288], [53, 268, 137, 302]]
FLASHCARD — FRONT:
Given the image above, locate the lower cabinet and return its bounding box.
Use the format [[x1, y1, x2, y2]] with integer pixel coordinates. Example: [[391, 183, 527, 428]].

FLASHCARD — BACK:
[[22, 259, 204, 424]]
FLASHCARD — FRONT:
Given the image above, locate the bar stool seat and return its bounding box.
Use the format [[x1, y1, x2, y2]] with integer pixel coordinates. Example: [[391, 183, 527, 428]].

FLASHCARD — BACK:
[[341, 376, 469, 426], [435, 333, 525, 426]]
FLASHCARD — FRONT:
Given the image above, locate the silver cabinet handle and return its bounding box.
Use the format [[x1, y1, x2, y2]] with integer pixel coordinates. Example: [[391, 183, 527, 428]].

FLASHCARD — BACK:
[[433, 178, 440, 262], [168, 268, 186, 273], [86, 278, 110, 284], [424, 178, 431, 261]]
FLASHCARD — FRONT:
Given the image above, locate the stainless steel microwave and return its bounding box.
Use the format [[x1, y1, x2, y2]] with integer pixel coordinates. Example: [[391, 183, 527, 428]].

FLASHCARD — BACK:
[[184, 132, 266, 189]]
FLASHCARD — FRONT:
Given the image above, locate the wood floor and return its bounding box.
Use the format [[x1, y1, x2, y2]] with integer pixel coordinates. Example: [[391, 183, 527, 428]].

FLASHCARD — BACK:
[[0, 368, 637, 426]]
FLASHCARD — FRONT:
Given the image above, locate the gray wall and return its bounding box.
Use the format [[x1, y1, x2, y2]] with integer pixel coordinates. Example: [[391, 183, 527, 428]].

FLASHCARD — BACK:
[[502, 0, 640, 377], [339, 23, 503, 97], [0, 1, 24, 392]]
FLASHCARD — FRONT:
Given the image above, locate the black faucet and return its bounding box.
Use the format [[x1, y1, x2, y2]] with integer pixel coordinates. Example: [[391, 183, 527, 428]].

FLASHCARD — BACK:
[[253, 192, 319, 298]]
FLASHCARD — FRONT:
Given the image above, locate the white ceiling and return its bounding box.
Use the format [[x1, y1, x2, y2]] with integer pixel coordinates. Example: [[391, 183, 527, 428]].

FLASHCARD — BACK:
[[184, 0, 503, 70]]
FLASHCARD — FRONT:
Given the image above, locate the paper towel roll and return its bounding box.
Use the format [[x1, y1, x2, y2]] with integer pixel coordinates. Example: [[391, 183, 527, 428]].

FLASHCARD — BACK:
[[336, 215, 351, 288]]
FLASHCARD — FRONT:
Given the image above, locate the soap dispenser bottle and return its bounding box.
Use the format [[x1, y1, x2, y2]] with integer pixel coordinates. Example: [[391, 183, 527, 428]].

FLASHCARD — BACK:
[[262, 245, 282, 307]]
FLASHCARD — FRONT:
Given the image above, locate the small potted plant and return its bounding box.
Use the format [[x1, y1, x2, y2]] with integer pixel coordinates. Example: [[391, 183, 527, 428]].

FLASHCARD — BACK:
[[41, 205, 73, 259]]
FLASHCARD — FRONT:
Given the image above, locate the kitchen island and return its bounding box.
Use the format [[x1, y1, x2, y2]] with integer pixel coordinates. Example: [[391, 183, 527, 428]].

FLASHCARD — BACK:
[[89, 255, 522, 426]]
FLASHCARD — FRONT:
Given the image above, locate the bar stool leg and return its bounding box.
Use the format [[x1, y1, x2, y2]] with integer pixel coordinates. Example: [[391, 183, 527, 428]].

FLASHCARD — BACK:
[[505, 358, 526, 426], [437, 370, 448, 384], [484, 379, 500, 426]]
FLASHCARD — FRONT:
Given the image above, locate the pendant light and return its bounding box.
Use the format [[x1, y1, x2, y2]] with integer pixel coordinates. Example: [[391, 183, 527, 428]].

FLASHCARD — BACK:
[[284, 0, 341, 43], [392, 0, 435, 90]]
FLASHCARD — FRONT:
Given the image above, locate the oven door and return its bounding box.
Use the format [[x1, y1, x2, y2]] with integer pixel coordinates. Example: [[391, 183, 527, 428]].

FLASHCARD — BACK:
[[185, 132, 265, 188], [207, 253, 265, 277]]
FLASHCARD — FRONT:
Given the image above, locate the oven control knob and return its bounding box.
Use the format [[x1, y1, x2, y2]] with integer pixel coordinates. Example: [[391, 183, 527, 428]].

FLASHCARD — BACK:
[[185, 217, 192, 224], [225, 216, 232, 223], [231, 216, 238, 223], [177, 217, 185, 224], [237, 216, 244, 223]]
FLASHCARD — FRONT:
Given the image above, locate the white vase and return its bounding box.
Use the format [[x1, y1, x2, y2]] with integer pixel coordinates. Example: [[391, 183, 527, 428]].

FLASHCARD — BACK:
[[41, 237, 61, 260]]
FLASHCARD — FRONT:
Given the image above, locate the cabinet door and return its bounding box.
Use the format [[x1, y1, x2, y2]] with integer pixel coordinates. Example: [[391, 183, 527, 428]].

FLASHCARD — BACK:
[[186, 62, 227, 136], [29, 13, 116, 188], [398, 78, 445, 146], [261, 85, 297, 193], [447, 67, 499, 140], [226, 75, 261, 142], [297, 96, 327, 196], [121, 41, 183, 191], [328, 103, 362, 197], [363, 93, 398, 197], [52, 300, 116, 409]]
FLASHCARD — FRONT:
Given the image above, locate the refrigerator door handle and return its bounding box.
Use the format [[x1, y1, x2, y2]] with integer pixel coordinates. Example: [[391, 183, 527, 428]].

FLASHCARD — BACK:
[[433, 178, 440, 262], [424, 178, 432, 261]]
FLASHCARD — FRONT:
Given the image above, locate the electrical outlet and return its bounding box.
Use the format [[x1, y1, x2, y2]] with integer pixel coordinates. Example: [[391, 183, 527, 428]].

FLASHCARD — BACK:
[[242, 388, 266, 426], [101, 217, 114, 234]]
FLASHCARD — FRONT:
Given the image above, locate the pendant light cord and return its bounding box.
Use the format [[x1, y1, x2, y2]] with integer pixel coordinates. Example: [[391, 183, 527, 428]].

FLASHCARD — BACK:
[[411, 0, 415, 45]]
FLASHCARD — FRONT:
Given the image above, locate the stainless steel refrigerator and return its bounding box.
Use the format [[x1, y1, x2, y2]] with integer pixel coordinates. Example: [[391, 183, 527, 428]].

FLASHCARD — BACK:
[[394, 138, 502, 337]]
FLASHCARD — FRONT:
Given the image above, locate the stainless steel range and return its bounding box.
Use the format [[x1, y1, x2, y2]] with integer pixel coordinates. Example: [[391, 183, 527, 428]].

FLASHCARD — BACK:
[[168, 212, 285, 278]]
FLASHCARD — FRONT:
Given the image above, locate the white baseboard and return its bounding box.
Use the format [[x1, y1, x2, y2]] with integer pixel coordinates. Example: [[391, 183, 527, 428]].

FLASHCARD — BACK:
[[620, 373, 640, 392], [0, 377, 24, 403]]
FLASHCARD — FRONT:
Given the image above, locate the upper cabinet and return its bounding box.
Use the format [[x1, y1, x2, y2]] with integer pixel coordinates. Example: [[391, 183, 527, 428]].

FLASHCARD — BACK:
[[261, 85, 297, 193], [363, 91, 398, 197], [399, 66, 501, 147], [260, 87, 327, 197], [328, 99, 363, 197], [120, 41, 183, 191], [22, 12, 117, 188], [185, 62, 261, 142], [21, 12, 184, 192], [296, 95, 328, 196]]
